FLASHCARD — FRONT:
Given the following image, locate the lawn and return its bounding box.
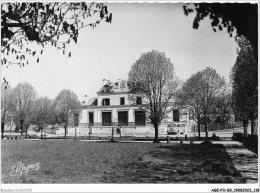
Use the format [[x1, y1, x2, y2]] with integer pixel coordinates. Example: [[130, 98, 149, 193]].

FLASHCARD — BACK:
[[1, 140, 245, 183]]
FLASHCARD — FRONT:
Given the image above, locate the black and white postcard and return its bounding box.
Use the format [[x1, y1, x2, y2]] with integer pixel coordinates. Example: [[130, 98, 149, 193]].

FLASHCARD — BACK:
[[1, 1, 258, 192]]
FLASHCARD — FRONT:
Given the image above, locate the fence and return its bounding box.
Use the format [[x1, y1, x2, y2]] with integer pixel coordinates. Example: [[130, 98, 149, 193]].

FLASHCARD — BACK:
[[191, 122, 243, 133]]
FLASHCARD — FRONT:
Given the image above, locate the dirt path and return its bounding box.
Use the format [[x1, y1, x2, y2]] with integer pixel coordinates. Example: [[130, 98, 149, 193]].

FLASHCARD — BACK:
[[214, 141, 258, 184]]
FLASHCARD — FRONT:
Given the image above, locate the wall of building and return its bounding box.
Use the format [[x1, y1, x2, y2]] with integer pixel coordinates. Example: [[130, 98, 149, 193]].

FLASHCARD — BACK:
[[80, 106, 138, 124], [78, 84, 192, 137], [97, 93, 130, 106], [75, 123, 169, 137]]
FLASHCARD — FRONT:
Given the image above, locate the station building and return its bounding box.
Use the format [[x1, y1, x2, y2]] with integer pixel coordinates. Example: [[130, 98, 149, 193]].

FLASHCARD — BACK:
[[77, 80, 191, 137]]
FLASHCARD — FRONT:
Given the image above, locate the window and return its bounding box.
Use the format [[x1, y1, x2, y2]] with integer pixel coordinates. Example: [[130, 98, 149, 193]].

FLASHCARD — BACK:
[[89, 112, 94, 126], [173, 109, 180, 122], [136, 97, 142, 105], [102, 112, 112, 126], [135, 111, 145, 126], [120, 82, 126, 89], [120, 97, 125, 105], [102, 98, 110, 106], [115, 82, 119, 89], [118, 111, 128, 126]]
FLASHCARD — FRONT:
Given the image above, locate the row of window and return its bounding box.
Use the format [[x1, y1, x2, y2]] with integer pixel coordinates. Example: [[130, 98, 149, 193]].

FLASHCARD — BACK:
[[87, 109, 179, 127], [88, 111, 146, 126], [101, 97, 142, 106]]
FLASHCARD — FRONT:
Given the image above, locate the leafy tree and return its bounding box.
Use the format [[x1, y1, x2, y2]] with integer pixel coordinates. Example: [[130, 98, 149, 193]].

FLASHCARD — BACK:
[[1, 2, 112, 67], [213, 88, 233, 128], [178, 74, 203, 138], [198, 68, 226, 141], [230, 36, 257, 135], [33, 97, 54, 138], [128, 50, 179, 143], [180, 67, 226, 141], [53, 89, 81, 137], [183, 3, 258, 62], [8, 82, 37, 138], [1, 83, 12, 138], [199, 68, 226, 141]]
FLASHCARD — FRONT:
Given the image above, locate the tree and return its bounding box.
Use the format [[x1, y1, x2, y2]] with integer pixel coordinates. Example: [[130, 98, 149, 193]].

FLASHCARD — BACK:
[[230, 36, 257, 135], [128, 50, 179, 143], [33, 97, 54, 138], [183, 3, 258, 62], [53, 89, 81, 137], [1, 83, 12, 138], [213, 91, 233, 128], [8, 82, 37, 138], [180, 67, 226, 142], [1, 2, 112, 67], [198, 68, 226, 141], [178, 74, 203, 138]]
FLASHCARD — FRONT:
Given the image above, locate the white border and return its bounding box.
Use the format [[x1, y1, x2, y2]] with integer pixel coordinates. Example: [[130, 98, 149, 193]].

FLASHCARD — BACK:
[[1, 184, 260, 192], [1, 1, 259, 193]]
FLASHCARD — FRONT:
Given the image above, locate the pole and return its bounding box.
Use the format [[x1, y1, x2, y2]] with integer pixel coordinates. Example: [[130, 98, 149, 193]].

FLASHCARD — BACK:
[[74, 127, 76, 140]]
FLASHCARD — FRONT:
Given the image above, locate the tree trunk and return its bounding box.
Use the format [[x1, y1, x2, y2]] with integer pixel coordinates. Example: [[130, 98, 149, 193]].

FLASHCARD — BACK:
[[153, 124, 160, 143], [20, 120, 24, 138], [25, 126, 28, 138], [64, 126, 67, 137], [110, 127, 114, 142], [251, 119, 255, 135], [243, 120, 248, 134], [198, 121, 201, 139], [41, 128, 43, 139], [1, 122, 5, 138], [204, 116, 209, 141], [10, 122, 12, 136]]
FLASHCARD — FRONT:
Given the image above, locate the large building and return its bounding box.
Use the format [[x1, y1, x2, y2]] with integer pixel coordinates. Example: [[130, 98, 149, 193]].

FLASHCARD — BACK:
[[78, 80, 191, 137]]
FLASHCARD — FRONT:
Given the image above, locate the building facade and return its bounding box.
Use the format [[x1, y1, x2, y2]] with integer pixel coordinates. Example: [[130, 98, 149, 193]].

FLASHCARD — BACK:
[[78, 80, 191, 137]]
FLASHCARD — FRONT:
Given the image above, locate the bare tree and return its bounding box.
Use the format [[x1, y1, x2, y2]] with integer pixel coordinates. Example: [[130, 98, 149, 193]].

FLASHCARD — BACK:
[[53, 89, 81, 137], [9, 82, 37, 138], [1, 83, 12, 138], [128, 50, 179, 143], [1, 2, 112, 67]]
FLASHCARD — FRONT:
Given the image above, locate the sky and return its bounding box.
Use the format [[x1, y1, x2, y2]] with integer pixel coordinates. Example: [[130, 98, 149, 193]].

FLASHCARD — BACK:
[[2, 3, 238, 102]]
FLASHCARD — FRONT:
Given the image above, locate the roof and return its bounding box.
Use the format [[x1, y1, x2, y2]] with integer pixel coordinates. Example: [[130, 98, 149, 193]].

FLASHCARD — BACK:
[[84, 98, 97, 106], [97, 80, 129, 94]]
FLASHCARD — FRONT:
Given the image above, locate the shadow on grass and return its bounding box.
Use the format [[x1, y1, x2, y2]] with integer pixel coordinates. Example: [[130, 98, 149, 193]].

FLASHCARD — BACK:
[[1, 141, 249, 183], [100, 143, 246, 183]]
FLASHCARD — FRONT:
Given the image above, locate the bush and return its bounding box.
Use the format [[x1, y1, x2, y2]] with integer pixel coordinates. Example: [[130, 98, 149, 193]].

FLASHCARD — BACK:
[[211, 133, 220, 141], [232, 132, 246, 141], [243, 135, 258, 154], [232, 132, 258, 154]]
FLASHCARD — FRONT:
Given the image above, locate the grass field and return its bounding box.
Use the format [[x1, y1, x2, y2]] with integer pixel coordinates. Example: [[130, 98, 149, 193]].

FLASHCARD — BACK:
[[1, 140, 245, 183]]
